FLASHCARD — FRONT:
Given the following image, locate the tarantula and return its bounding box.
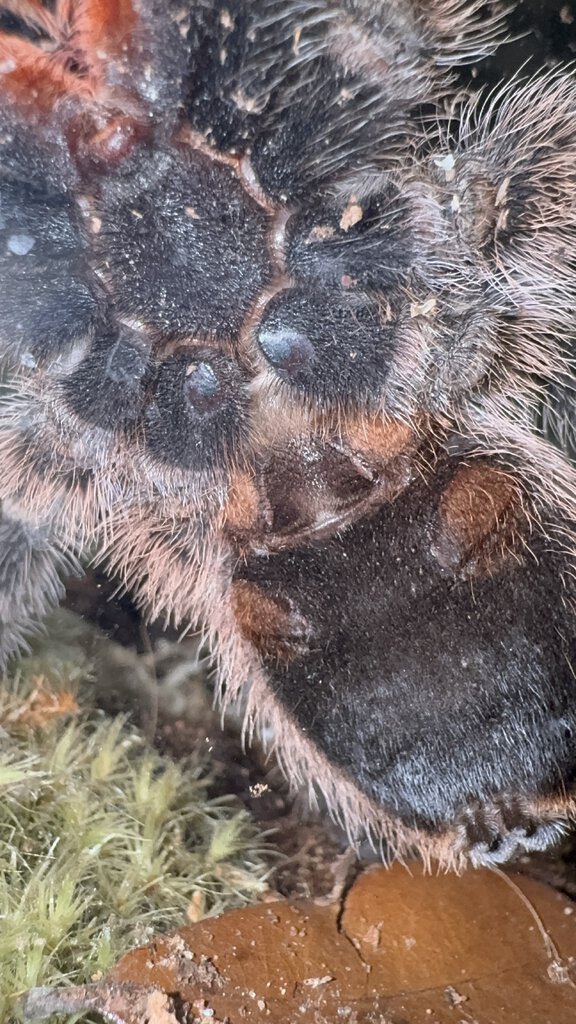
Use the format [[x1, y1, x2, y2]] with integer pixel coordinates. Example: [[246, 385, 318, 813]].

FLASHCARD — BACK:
[[0, 0, 575, 870]]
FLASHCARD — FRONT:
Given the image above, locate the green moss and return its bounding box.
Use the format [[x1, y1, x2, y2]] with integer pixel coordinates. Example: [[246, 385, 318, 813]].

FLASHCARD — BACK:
[[0, 663, 270, 1022]]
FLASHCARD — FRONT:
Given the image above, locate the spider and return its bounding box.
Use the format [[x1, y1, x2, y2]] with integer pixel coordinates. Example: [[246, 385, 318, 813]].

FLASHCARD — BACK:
[[0, 0, 575, 870]]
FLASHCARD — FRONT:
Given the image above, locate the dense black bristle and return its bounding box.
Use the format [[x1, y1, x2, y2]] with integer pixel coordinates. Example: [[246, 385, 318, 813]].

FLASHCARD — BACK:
[[144, 349, 250, 472], [257, 287, 397, 404], [0, 123, 104, 362], [95, 147, 271, 339], [285, 180, 414, 290], [62, 323, 149, 432]]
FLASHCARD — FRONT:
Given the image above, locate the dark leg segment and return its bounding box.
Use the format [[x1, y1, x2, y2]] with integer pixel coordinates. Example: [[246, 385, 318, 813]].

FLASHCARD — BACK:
[[0, 505, 80, 667]]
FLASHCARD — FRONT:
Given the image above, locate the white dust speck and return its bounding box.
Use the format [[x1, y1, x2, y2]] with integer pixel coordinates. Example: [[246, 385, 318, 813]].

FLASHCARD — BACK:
[[8, 234, 35, 256]]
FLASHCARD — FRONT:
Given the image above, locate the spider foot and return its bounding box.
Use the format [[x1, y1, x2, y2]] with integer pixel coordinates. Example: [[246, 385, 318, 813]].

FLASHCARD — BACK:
[[458, 798, 570, 867]]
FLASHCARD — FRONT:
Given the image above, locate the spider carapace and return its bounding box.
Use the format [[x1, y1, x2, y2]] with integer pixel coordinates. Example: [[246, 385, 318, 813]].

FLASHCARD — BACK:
[[0, 0, 575, 868]]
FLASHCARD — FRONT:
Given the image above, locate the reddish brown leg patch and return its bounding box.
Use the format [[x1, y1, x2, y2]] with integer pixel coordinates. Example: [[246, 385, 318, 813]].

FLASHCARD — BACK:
[[222, 470, 272, 544], [433, 463, 528, 575], [0, 0, 141, 128], [58, 0, 137, 61], [339, 413, 417, 464], [231, 580, 313, 661], [0, 32, 91, 112]]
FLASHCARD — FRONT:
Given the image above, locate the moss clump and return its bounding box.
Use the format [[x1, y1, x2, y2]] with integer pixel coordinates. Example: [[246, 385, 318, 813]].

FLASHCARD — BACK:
[[0, 672, 271, 1023]]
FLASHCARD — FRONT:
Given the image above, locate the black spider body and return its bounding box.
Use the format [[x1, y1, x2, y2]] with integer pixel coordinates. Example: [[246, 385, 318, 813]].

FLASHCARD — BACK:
[[0, 0, 575, 868], [240, 460, 576, 827]]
